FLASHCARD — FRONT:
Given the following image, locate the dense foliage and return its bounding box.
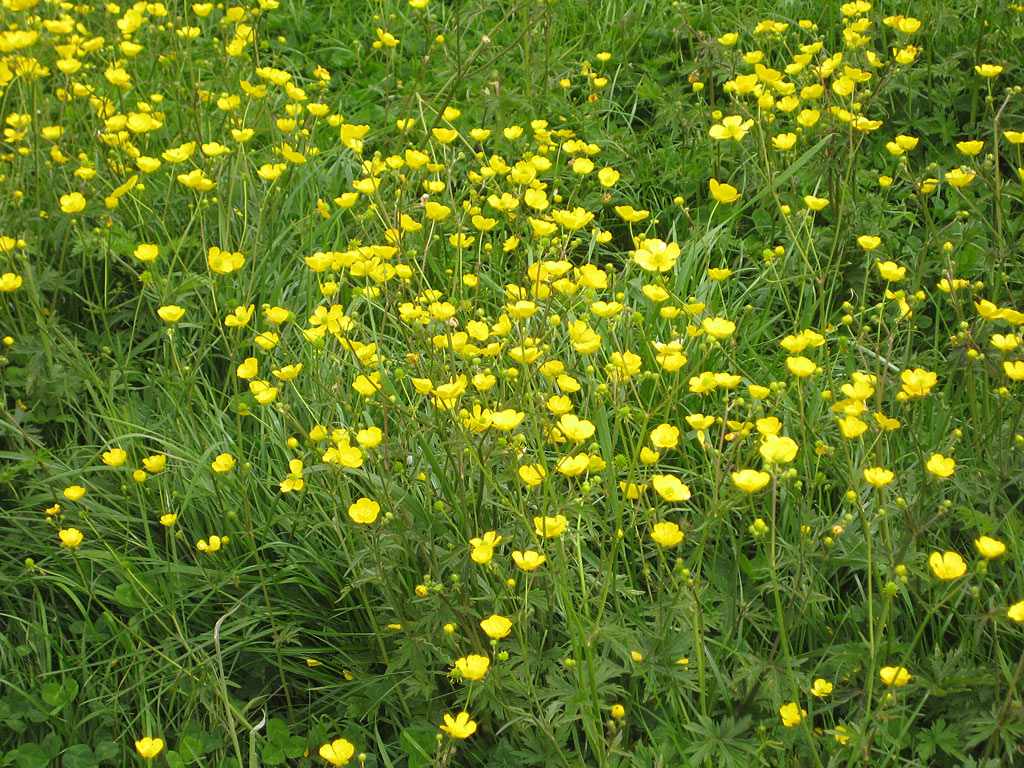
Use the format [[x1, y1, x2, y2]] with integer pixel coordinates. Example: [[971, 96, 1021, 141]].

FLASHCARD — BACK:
[[2, 0, 1024, 766]]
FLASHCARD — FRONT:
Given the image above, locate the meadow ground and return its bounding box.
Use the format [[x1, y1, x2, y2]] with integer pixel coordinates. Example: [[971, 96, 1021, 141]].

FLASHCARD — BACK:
[[2, 0, 1024, 766]]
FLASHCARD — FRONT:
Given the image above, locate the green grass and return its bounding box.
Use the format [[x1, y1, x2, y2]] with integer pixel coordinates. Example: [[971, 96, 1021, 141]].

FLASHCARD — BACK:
[[2, 0, 1024, 766]]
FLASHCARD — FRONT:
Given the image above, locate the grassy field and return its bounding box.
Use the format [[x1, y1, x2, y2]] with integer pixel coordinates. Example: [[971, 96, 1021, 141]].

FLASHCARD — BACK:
[[2, 0, 1024, 766]]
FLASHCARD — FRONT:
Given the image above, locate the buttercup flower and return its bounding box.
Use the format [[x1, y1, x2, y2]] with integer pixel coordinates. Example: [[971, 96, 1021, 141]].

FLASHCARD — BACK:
[[534, 515, 567, 538], [439, 711, 477, 739], [134, 737, 164, 759], [211, 453, 236, 473], [318, 738, 354, 765], [879, 666, 911, 686], [454, 654, 490, 681], [59, 528, 84, 548], [732, 469, 771, 492], [102, 448, 127, 467], [348, 498, 380, 524], [709, 178, 741, 204], [863, 467, 895, 488], [470, 531, 502, 564], [975, 536, 1006, 559], [926, 453, 955, 478], [929, 551, 967, 580], [779, 702, 806, 727], [480, 614, 512, 639], [1008, 600, 1024, 622], [512, 550, 546, 571], [650, 521, 684, 547], [811, 679, 833, 698], [64, 485, 86, 501]]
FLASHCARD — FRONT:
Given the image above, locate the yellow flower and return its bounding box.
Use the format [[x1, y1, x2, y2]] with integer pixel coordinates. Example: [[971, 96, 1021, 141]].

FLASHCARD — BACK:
[[731, 469, 771, 493], [519, 463, 547, 486], [945, 168, 975, 188], [811, 678, 833, 698], [134, 244, 159, 262], [59, 192, 86, 213], [469, 531, 502, 564], [709, 178, 741, 204], [786, 356, 818, 377], [102, 448, 127, 467], [160, 513, 178, 527], [779, 702, 806, 727], [833, 725, 850, 745], [879, 666, 911, 686], [211, 453, 236, 473], [197, 535, 228, 552], [876, 261, 906, 281], [857, 235, 882, 250], [134, 737, 164, 759], [702, 317, 736, 339], [1008, 600, 1024, 622], [479, 614, 512, 639], [63, 485, 86, 501], [533, 515, 567, 538], [925, 453, 955, 478], [208, 246, 245, 274], [558, 414, 595, 442], [272, 363, 303, 381], [975, 536, 1006, 559], [975, 64, 1003, 78], [803, 195, 829, 211], [318, 738, 354, 766], [759, 435, 799, 464], [632, 239, 680, 272], [59, 528, 84, 548], [611, 704, 626, 719], [348, 497, 380, 524], [512, 550, 546, 571], [157, 305, 185, 323], [651, 476, 691, 502], [236, 357, 258, 379], [709, 114, 754, 142], [1005, 361, 1024, 381], [439, 712, 477, 739], [837, 416, 867, 439], [650, 521, 684, 547], [900, 368, 937, 397], [454, 654, 490, 681], [929, 551, 967, 580], [142, 454, 166, 473], [863, 466, 894, 488]]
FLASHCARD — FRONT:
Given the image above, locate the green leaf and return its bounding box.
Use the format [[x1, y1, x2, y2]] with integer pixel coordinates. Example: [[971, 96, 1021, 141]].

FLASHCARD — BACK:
[[41, 680, 79, 713], [92, 742, 118, 764], [62, 744, 98, 768], [176, 736, 203, 764], [398, 729, 434, 768], [13, 744, 49, 768], [164, 750, 186, 768], [260, 743, 285, 766]]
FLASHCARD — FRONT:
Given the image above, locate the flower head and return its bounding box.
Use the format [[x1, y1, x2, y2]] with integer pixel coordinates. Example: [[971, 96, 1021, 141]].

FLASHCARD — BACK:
[[512, 549, 546, 571], [59, 528, 83, 548], [929, 550, 967, 580], [779, 702, 806, 727], [479, 614, 512, 639], [975, 536, 1006, 559], [454, 654, 490, 681], [879, 666, 911, 686], [650, 521, 685, 547], [318, 738, 354, 766], [134, 738, 164, 759], [439, 711, 477, 739], [348, 498, 380, 524], [811, 678, 833, 698]]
